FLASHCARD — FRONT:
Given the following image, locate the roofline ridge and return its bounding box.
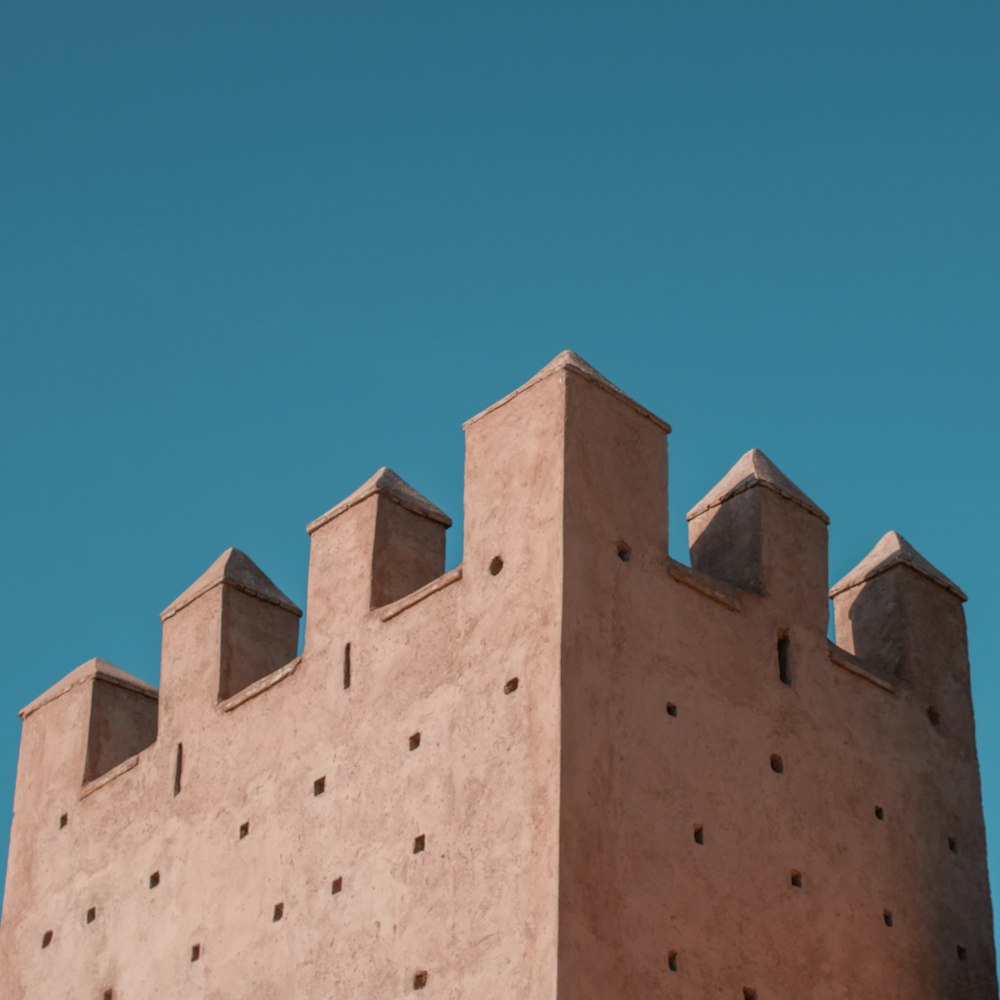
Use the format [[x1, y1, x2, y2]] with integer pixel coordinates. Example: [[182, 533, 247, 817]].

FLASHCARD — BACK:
[[463, 350, 671, 433]]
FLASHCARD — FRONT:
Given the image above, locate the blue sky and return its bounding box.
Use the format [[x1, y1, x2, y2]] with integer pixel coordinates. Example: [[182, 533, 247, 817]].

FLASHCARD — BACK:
[[1, 0, 998, 957]]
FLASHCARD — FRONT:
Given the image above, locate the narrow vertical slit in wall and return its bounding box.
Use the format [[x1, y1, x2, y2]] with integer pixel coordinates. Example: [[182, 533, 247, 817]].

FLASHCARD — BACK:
[[59, 813, 68, 829], [173, 743, 183, 796], [927, 705, 941, 727], [331, 877, 343, 894], [41, 930, 53, 949], [409, 732, 421, 751], [314, 776, 326, 796], [86, 906, 96, 924], [239, 822, 250, 840], [949, 837, 958, 854], [149, 871, 160, 889], [413, 834, 426, 854], [883, 910, 893, 927], [273, 902, 284, 922], [504, 677, 519, 695], [778, 632, 791, 685], [770, 754, 784, 774], [693, 825, 704, 845], [489, 556, 504, 575], [191, 944, 201, 962], [666, 702, 678, 717], [790, 870, 803, 888], [743, 989, 757, 1000], [413, 971, 428, 990], [103, 991, 113, 1000], [343, 643, 351, 690], [667, 951, 678, 972], [957, 945, 968, 962], [875, 806, 885, 821]]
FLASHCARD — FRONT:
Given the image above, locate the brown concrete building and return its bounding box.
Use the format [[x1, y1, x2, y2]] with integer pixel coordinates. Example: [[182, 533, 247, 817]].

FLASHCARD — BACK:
[[0, 351, 995, 998]]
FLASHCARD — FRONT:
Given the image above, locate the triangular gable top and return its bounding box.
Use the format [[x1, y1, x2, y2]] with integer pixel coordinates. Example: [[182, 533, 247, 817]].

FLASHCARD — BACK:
[[463, 349, 671, 433], [829, 530, 967, 601], [160, 548, 302, 621], [20, 657, 158, 719], [306, 467, 452, 536], [686, 449, 829, 524]]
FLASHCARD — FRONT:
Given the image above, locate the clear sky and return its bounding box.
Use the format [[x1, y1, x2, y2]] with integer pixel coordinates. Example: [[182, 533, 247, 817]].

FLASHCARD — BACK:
[[2, 0, 998, 961]]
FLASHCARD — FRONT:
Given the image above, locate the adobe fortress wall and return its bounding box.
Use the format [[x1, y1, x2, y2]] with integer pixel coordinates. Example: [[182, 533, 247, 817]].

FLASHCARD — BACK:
[[0, 351, 994, 1000]]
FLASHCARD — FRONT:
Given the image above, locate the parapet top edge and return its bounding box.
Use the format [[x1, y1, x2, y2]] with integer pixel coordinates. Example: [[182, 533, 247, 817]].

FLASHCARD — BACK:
[[20, 661, 158, 720], [160, 576, 303, 622], [380, 565, 464, 621], [462, 351, 671, 433], [220, 657, 302, 712], [826, 640, 895, 693], [667, 559, 743, 611], [686, 477, 831, 525]]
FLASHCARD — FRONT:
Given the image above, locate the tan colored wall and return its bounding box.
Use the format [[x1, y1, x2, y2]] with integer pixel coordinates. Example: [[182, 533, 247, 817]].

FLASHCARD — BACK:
[[0, 352, 994, 999]]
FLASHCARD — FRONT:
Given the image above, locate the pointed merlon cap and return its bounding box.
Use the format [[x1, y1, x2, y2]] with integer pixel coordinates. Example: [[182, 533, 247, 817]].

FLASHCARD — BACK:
[[160, 548, 303, 621], [20, 657, 158, 719], [829, 530, 967, 601], [306, 467, 452, 536], [463, 350, 671, 432], [686, 448, 829, 524]]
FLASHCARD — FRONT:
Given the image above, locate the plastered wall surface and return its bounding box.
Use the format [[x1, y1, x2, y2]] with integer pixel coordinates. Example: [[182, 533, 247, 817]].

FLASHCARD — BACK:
[[0, 352, 994, 999]]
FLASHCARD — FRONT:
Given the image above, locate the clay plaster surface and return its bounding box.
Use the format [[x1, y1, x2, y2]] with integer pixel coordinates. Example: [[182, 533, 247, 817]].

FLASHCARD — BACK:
[[0, 352, 994, 999]]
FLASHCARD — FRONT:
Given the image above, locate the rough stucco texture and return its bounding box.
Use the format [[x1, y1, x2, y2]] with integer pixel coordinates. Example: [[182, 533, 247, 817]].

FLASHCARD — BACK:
[[0, 350, 995, 1000]]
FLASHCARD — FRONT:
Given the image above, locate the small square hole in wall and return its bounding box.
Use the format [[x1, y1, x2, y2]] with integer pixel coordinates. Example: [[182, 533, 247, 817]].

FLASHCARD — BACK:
[[743, 989, 757, 1000], [949, 837, 958, 854], [59, 813, 68, 829], [103, 991, 113, 1000], [273, 902, 284, 922], [667, 950, 678, 972], [331, 877, 343, 895], [617, 545, 631, 562], [239, 822, 250, 840], [666, 702, 678, 718], [693, 825, 704, 846], [413, 970, 428, 990], [191, 943, 201, 962], [149, 871, 160, 889], [41, 930, 53, 949], [875, 805, 885, 821], [86, 906, 96, 924], [409, 732, 421, 751], [883, 910, 893, 928], [770, 754, 784, 774], [790, 870, 803, 889], [413, 834, 426, 854], [314, 776, 326, 796], [957, 945, 968, 962], [504, 677, 519, 695]]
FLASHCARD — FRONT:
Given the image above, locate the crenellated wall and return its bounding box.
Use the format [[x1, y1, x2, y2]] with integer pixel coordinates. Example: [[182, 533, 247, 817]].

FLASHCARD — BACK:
[[0, 351, 994, 1000]]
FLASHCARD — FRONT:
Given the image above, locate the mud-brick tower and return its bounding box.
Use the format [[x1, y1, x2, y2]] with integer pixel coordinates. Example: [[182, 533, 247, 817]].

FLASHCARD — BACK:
[[0, 352, 994, 999]]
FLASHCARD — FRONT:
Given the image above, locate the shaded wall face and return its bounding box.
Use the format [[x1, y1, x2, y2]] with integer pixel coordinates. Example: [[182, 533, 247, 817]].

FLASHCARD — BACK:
[[689, 489, 763, 592], [557, 552, 995, 996], [217, 589, 299, 701], [84, 681, 158, 784], [553, 370, 993, 1000]]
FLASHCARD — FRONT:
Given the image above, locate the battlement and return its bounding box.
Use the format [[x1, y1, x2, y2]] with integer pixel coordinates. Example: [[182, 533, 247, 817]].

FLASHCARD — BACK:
[[1, 351, 993, 1000]]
